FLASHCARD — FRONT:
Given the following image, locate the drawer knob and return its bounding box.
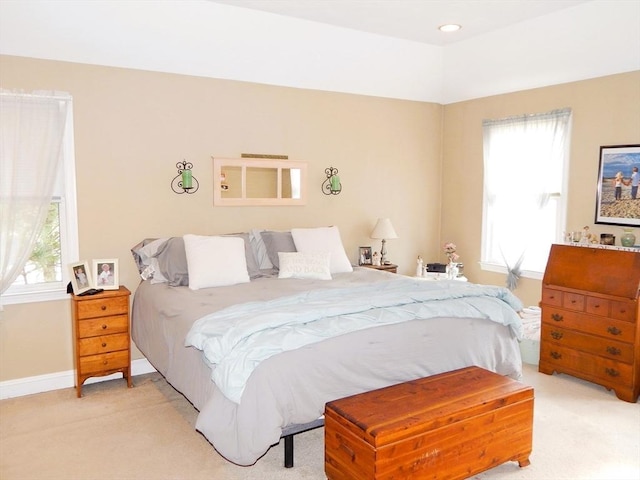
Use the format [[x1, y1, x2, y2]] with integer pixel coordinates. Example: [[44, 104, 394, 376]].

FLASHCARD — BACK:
[[102, 342, 107, 348], [103, 360, 108, 365], [607, 326, 622, 336], [550, 351, 562, 360], [551, 331, 564, 340], [606, 346, 621, 356], [605, 368, 619, 377], [551, 313, 563, 322], [101, 306, 107, 311], [102, 324, 107, 330]]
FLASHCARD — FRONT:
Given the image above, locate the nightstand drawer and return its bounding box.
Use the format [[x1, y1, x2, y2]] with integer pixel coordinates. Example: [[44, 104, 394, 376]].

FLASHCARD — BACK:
[[77, 295, 129, 319], [79, 350, 129, 374], [78, 333, 130, 356], [78, 314, 129, 338]]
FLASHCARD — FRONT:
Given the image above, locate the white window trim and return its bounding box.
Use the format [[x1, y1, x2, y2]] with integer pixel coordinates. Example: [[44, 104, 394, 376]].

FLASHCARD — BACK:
[[1, 108, 79, 306]]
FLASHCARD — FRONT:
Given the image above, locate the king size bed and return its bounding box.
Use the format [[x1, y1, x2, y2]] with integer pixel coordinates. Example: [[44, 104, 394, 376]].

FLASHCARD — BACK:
[[130, 227, 524, 467]]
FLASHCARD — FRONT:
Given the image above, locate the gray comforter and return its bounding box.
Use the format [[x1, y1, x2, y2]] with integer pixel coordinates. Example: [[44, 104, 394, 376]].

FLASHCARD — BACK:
[[131, 268, 523, 466]]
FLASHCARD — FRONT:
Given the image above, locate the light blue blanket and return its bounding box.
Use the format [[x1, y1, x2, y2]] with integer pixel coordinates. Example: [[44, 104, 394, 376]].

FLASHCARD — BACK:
[[185, 278, 523, 403]]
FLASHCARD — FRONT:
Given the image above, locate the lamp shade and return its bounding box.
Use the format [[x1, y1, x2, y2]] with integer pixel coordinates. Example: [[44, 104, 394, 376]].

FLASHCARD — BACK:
[[370, 218, 398, 240]]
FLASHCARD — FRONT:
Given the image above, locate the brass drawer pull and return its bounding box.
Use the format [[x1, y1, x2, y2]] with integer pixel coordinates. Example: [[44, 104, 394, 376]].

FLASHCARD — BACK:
[[607, 326, 622, 336], [606, 346, 621, 356], [550, 331, 563, 340], [551, 313, 563, 322], [550, 351, 562, 360], [605, 368, 619, 377]]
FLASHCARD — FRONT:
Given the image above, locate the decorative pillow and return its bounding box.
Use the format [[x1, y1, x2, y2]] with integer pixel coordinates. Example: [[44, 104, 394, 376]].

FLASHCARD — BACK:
[[278, 252, 332, 280], [291, 226, 353, 274], [224, 232, 262, 279], [154, 237, 189, 286], [183, 234, 250, 290], [260, 230, 297, 270], [130, 238, 163, 273]]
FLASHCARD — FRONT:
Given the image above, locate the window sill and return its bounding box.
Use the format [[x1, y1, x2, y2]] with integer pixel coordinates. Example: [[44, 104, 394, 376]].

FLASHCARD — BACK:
[[479, 262, 543, 281], [1, 288, 69, 306]]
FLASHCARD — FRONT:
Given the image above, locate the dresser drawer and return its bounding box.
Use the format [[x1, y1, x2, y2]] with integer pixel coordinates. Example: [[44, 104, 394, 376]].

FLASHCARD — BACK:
[[540, 343, 633, 387], [78, 333, 129, 356], [542, 308, 635, 343], [78, 314, 129, 338], [540, 324, 634, 363], [541, 288, 562, 307], [610, 300, 636, 323], [79, 350, 129, 375], [585, 297, 610, 317], [562, 292, 585, 311], [77, 295, 129, 319]]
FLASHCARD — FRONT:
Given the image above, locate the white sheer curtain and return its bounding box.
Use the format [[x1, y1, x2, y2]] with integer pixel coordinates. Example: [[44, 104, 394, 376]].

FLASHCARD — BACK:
[[0, 90, 71, 294], [482, 108, 572, 289]]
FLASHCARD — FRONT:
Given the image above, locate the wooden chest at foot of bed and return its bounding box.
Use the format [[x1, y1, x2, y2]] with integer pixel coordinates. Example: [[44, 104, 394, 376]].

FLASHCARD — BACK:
[[324, 366, 534, 480]]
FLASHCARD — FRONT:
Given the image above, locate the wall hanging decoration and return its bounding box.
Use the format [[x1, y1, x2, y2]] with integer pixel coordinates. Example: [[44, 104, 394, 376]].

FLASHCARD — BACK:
[[595, 144, 640, 226], [322, 167, 342, 195], [171, 160, 199, 194]]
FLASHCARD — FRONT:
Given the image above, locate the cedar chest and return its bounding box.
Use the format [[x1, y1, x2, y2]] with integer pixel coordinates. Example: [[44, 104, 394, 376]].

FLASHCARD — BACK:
[[325, 366, 533, 480]]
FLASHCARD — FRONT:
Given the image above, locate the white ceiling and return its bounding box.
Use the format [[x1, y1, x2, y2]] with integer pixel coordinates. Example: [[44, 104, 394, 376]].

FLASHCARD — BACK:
[[1, 0, 638, 103], [209, 0, 589, 45]]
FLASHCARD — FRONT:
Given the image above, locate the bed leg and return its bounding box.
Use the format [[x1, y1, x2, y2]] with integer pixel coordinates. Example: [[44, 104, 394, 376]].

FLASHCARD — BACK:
[[284, 434, 294, 468]]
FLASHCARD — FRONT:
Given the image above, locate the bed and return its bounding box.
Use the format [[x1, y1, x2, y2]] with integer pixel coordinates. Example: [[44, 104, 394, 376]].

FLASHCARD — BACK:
[[130, 228, 524, 467]]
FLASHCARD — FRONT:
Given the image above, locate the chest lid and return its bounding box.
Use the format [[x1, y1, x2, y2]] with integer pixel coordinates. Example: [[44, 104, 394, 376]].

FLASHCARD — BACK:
[[325, 366, 533, 448]]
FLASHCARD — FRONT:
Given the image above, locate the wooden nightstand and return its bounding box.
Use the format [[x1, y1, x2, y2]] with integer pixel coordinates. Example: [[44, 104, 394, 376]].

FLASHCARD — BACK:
[[361, 263, 398, 274], [70, 286, 132, 397]]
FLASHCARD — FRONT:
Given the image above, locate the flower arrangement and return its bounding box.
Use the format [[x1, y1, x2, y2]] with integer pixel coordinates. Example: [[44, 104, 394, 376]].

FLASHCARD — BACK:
[[443, 242, 459, 263]]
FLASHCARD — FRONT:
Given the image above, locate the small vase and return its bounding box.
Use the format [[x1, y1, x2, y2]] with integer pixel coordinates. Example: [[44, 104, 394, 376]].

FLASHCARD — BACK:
[[446, 262, 459, 280], [621, 228, 636, 247]]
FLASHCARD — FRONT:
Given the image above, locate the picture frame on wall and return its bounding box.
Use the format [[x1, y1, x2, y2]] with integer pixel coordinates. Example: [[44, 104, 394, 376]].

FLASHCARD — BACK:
[[358, 246, 373, 265], [69, 260, 93, 295], [93, 258, 119, 290], [595, 144, 640, 227]]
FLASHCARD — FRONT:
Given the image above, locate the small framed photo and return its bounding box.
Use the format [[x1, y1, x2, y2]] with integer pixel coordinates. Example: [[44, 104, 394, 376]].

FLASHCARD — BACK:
[[69, 261, 93, 295], [358, 246, 373, 265], [595, 144, 640, 227], [93, 259, 119, 290]]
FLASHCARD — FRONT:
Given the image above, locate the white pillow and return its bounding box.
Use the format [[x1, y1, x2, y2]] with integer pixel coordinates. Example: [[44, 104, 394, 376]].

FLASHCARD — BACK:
[[291, 226, 353, 274], [278, 252, 332, 280], [183, 234, 250, 290]]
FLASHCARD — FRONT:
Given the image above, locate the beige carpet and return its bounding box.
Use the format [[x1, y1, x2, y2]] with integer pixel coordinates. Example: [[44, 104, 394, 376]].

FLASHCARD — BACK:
[[1, 364, 638, 480]]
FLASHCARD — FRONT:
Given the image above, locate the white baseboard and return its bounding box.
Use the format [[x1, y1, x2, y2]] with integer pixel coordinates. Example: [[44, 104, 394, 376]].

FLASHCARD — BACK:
[[0, 358, 157, 400]]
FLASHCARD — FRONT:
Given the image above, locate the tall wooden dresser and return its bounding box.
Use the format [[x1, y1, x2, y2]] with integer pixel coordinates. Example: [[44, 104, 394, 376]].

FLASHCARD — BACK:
[[70, 286, 132, 397], [539, 244, 640, 402]]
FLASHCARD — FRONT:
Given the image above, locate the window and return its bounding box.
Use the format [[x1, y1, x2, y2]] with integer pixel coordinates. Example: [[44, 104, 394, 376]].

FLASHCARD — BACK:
[[481, 108, 572, 287], [0, 92, 78, 305]]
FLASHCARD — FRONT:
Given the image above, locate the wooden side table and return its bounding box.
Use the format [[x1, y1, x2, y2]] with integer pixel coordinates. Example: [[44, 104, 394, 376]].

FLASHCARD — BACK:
[[361, 263, 398, 274], [70, 286, 132, 397]]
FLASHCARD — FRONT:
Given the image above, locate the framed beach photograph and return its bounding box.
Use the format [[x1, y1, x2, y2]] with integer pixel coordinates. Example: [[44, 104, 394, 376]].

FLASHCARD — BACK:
[[358, 246, 373, 265], [69, 260, 93, 295], [595, 144, 640, 227], [93, 258, 119, 290]]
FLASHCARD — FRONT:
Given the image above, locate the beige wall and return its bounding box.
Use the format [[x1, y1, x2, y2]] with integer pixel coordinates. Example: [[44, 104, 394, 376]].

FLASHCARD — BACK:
[[442, 71, 640, 307], [1, 55, 638, 384], [0, 55, 443, 381]]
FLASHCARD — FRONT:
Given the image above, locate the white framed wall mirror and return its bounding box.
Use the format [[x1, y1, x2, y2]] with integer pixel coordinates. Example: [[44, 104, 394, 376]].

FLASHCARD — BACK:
[[212, 157, 307, 206]]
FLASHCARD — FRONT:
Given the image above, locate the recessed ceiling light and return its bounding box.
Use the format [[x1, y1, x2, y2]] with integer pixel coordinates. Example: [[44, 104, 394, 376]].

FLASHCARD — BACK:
[[439, 24, 461, 33]]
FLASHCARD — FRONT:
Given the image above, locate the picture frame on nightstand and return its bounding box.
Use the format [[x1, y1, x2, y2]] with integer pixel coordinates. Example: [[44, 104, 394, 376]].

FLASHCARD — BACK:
[[69, 260, 93, 295], [93, 258, 119, 290], [359, 246, 372, 265]]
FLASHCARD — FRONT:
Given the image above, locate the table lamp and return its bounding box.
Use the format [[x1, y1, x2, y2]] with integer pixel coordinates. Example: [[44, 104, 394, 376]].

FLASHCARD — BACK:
[[370, 218, 398, 265]]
